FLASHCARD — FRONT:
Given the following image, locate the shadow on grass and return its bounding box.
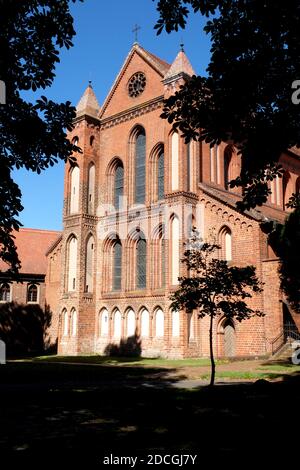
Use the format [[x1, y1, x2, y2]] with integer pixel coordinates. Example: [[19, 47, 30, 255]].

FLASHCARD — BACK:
[[1, 361, 300, 465]]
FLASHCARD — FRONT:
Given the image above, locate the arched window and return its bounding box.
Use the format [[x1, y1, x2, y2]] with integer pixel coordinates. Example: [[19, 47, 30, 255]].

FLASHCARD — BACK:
[[27, 284, 38, 303], [72, 136, 79, 146], [189, 312, 195, 341], [67, 235, 77, 292], [63, 309, 69, 336], [187, 141, 196, 192], [140, 308, 149, 337], [155, 308, 164, 337], [224, 146, 232, 189], [113, 309, 122, 339], [113, 241, 122, 291], [88, 164, 95, 214], [85, 235, 94, 293], [0, 283, 10, 302], [135, 129, 146, 204], [171, 310, 180, 337], [171, 132, 179, 190], [171, 215, 180, 285], [157, 150, 164, 200], [90, 135, 95, 147], [126, 309, 135, 337], [100, 308, 109, 336], [219, 227, 232, 262], [152, 224, 165, 289], [282, 171, 291, 209], [114, 163, 124, 210], [71, 308, 77, 337], [271, 175, 282, 206], [70, 166, 80, 214], [136, 237, 147, 289]]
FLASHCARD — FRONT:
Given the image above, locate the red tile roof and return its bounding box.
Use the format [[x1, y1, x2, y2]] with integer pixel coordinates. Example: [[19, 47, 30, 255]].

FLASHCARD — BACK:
[[0, 228, 61, 275]]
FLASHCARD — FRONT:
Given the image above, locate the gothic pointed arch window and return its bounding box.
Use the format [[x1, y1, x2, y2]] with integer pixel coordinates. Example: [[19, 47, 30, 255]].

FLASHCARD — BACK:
[[171, 132, 179, 190], [149, 143, 164, 202], [62, 309, 69, 337], [126, 309, 136, 337], [114, 162, 124, 210], [171, 310, 180, 338], [155, 308, 164, 338], [136, 236, 147, 289], [219, 226, 232, 262], [71, 308, 77, 337], [107, 158, 124, 210], [224, 145, 233, 189], [135, 128, 146, 204], [152, 224, 165, 289], [67, 235, 78, 292], [187, 141, 196, 192], [157, 149, 164, 200], [87, 163, 95, 214], [170, 215, 180, 285], [189, 312, 195, 341], [85, 234, 95, 293], [140, 308, 149, 337], [70, 166, 80, 214], [113, 240, 122, 291], [0, 283, 11, 302], [282, 170, 291, 209], [99, 308, 109, 337], [113, 309, 122, 339]]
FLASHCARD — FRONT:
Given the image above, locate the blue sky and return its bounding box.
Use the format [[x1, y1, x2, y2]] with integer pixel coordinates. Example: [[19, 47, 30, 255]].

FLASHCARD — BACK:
[[13, 0, 211, 231]]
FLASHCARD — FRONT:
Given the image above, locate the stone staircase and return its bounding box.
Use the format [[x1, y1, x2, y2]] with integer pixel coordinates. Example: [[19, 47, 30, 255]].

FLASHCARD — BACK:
[[271, 339, 297, 362]]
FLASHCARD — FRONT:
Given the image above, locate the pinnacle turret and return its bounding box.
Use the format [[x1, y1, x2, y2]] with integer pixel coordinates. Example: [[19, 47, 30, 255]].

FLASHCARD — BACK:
[[76, 82, 100, 119]]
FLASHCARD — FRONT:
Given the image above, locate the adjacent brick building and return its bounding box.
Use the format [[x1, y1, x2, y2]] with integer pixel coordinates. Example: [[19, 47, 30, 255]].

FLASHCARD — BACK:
[[45, 43, 300, 358], [0, 228, 61, 350]]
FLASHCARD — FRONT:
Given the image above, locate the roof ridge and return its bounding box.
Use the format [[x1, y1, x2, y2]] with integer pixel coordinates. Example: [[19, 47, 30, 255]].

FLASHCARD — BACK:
[[19, 228, 61, 234]]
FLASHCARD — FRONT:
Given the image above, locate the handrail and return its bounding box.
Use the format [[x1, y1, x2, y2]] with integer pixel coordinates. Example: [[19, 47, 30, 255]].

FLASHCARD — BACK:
[[270, 326, 300, 355]]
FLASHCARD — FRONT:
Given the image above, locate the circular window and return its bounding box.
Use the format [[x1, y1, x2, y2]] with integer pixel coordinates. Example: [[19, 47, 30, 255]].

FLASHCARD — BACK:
[[128, 72, 146, 98]]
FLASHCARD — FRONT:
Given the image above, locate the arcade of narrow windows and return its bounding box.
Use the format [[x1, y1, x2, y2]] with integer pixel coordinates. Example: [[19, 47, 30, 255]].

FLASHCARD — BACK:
[[95, 306, 181, 341], [269, 171, 300, 209], [62, 308, 77, 337]]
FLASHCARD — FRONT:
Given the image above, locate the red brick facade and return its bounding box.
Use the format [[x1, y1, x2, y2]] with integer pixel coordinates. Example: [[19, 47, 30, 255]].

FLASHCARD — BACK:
[[47, 44, 300, 358]]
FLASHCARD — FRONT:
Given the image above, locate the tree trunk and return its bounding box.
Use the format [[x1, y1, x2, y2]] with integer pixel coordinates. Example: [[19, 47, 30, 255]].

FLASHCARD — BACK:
[[209, 312, 215, 386]]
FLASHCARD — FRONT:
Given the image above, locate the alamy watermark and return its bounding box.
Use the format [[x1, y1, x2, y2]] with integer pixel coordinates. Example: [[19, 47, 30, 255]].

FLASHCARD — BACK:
[[95, 198, 205, 242], [0, 80, 6, 105], [291, 340, 300, 365], [291, 80, 300, 104]]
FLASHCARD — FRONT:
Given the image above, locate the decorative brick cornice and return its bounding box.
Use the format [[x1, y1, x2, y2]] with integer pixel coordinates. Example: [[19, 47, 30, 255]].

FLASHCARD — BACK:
[[100, 96, 163, 130], [165, 191, 199, 203]]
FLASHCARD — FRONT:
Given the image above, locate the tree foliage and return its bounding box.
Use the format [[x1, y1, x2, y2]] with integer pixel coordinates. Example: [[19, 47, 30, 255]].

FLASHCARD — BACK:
[[0, 0, 81, 273], [269, 200, 300, 313], [170, 229, 263, 386], [154, 0, 300, 210]]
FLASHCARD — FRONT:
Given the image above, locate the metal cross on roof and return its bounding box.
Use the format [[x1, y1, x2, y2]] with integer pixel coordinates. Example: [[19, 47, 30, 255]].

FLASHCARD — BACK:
[[132, 24, 141, 43]]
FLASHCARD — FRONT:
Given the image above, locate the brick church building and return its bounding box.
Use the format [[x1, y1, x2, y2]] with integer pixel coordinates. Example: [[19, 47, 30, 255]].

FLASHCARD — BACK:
[[46, 43, 300, 358]]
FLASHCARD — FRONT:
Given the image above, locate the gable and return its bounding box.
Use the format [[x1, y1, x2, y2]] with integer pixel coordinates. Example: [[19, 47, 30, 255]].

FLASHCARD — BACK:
[[100, 46, 170, 120]]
